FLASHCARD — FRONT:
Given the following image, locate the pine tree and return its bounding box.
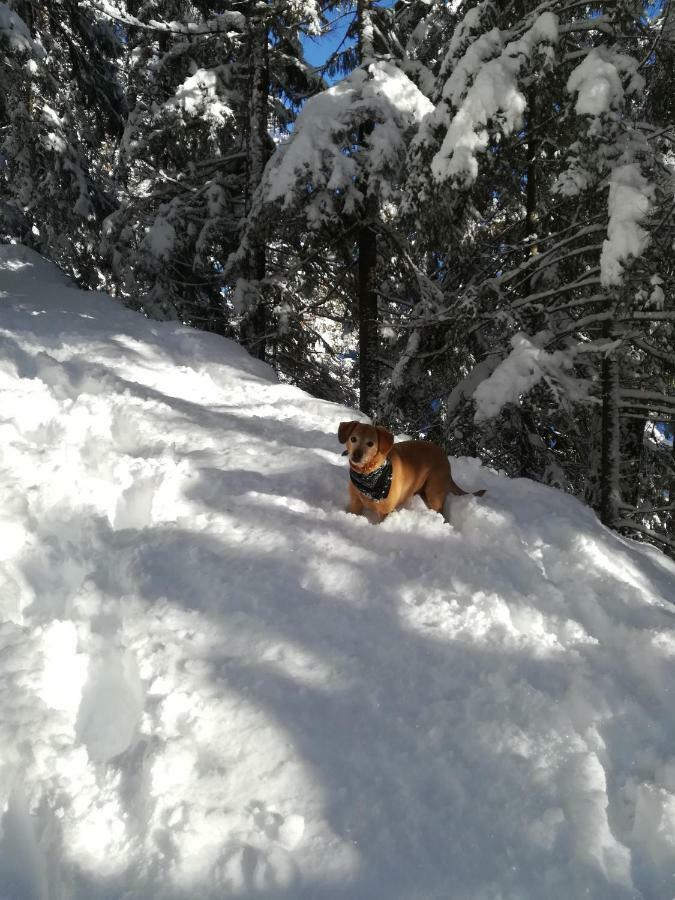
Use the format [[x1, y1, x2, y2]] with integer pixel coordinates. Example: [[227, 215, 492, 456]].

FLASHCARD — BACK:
[[0, 0, 124, 286], [100, 0, 319, 331], [394, 0, 674, 548], [1, 0, 672, 554], [237, 0, 433, 413]]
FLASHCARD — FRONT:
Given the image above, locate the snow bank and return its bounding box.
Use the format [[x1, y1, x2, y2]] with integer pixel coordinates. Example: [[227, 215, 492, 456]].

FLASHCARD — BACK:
[[1, 246, 675, 898]]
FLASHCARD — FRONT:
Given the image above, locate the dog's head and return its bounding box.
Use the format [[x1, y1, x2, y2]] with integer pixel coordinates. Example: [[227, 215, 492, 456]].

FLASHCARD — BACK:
[[338, 421, 394, 470]]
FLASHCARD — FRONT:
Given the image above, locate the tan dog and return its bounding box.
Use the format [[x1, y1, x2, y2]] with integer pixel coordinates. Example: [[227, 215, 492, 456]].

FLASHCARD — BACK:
[[339, 421, 485, 521]]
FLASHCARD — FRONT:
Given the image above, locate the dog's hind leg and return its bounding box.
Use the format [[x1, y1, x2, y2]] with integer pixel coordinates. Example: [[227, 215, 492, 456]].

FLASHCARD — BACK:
[[421, 476, 448, 514]]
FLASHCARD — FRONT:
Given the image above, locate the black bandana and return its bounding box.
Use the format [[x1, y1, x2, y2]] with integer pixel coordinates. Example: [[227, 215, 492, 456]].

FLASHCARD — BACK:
[[350, 459, 393, 501]]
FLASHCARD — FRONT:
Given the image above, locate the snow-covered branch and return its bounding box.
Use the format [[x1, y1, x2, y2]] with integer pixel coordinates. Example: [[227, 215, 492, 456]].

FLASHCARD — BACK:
[[84, 0, 246, 34]]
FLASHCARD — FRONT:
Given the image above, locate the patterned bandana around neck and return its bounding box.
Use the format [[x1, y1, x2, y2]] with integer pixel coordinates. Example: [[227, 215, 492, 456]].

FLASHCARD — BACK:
[[350, 458, 393, 501]]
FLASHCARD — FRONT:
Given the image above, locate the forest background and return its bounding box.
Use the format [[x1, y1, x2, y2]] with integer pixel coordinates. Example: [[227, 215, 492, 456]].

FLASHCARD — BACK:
[[0, 0, 673, 549]]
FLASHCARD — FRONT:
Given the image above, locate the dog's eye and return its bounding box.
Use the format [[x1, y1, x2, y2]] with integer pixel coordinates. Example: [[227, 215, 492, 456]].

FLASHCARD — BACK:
[[350, 436, 357, 442], [367, 441, 374, 447]]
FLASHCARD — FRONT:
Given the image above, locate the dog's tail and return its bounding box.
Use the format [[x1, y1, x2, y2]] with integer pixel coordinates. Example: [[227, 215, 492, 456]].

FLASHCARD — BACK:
[[447, 475, 486, 498]]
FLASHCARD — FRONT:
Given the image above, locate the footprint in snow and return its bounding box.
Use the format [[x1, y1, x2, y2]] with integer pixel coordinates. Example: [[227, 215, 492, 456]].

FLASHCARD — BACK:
[[212, 837, 300, 894], [75, 646, 144, 762], [248, 800, 305, 850]]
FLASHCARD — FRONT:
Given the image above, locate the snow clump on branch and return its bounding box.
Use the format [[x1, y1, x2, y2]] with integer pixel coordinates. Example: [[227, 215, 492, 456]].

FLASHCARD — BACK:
[[260, 60, 434, 225], [566, 48, 644, 120], [430, 12, 559, 187], [473, 333, 573, 423], [600, 164, 654, 287]]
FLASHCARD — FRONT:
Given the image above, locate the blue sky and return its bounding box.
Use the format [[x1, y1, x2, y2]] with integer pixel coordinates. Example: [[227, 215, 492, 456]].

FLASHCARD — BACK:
[[300, 0, 395, 81], [301, 8, 355, 80], [301, 0, 666, 79]]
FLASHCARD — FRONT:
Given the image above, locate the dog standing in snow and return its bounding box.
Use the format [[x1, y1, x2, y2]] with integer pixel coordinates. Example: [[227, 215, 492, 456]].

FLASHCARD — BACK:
[[339, 421, 485, 522]]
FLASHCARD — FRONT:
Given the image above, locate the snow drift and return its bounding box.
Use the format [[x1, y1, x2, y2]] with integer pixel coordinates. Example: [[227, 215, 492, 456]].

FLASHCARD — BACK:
[[1, 246, 675, 899]]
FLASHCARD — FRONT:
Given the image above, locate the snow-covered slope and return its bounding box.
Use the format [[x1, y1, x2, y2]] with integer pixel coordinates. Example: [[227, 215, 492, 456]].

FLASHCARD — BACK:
[[1, 246, 675, 900]]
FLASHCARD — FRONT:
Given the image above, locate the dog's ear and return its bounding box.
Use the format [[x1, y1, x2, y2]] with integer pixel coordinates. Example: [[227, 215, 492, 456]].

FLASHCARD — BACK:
[[338, 420, 359, 444], [376, 426, 394, 456]]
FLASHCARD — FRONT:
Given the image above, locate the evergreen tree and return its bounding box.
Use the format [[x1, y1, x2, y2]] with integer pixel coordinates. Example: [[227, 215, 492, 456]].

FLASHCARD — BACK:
[[0, 0, 124, 286], [237, 0, 433, 412], [0, 0, 672, 553], [393, 0, 674, 548], [100, 0, 320, 331]]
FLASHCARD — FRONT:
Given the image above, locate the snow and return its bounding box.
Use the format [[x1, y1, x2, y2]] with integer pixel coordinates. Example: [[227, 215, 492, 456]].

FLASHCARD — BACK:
[[554, 151, 592, 197], [647, 274, 665, 310], [0, 3, 32, 52], [600, 164, 654, 287], [2, 246, 675, 897], [443, 2, 492, 74], [441, 27, 503, 106], [90, 1, 246, 34], [163, 64, 233, 126], [143, 215, 176, 261], [432, 13, 559, 186], [263, 60, 433, 220], [566, 48, 644, 119], [472, 333, 573, 422]]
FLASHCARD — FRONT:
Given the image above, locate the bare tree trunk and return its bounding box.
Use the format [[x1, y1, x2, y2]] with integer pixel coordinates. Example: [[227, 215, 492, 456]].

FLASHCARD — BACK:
[[517, 406, 541, 480], [525, 87, 538, 265], [243, 22, 269, 361], [516, 87, 540, 476], [355, 0, 378, 416], [620, 417, 645, 508], [584, 410, 602, 509], [357, 188, 378, 416], [600, 317, 622, 526], [668, 426, 675, 539]]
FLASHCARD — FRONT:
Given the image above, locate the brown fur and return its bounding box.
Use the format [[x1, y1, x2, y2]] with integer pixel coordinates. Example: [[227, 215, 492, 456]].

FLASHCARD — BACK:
[[339, 420, 485, 522]]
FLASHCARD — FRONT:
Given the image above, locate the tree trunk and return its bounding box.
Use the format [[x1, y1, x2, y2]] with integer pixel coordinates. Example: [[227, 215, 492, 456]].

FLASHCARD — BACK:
[[355, 0, 378, 416], [244, 22, 269, 361], [620, 417, 645, 508], [668, 425, 675, 539], [516, 87, 540, 475], [356, 0, 374, 59], [357, 189, 378, 416], [584, 409, 602, 509], [517, 405, 541, 480], [600, 318, 622, 526], [525, 87, 539, 265]]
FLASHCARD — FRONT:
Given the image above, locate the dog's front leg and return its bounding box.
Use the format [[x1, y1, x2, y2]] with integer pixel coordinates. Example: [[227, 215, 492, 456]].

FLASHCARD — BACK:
[[347, 485, 365, 516], [372, 501, 391, 523]]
